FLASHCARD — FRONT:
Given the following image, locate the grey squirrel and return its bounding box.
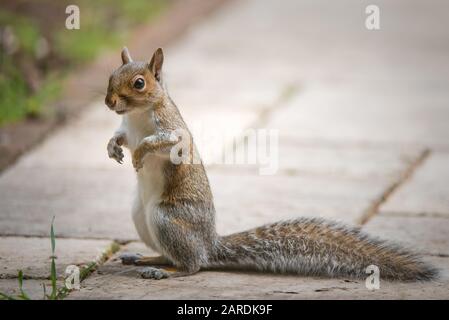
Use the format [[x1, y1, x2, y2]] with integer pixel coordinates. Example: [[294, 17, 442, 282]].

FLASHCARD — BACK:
[[105, 47, 437, 281]]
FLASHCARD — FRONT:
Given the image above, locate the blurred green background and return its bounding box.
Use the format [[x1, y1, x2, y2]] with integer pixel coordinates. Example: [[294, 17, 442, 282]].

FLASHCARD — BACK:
[[0, 0, 168, 126]]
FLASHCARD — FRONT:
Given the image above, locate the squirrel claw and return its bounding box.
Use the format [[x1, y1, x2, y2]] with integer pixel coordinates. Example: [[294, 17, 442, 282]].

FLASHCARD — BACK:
[[113, 154, 124, 164], [138, 267, 170, 280], [108, 138, 125, 164]]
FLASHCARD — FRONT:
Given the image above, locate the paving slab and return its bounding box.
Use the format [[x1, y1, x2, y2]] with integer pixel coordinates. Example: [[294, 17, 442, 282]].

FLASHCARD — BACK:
[[0, 279, 60, 300], [267, 85, 449, 150], [218, 136, 423, 181], [0, 237, 113, 279], [273, 142, 422, 181], [379, 153, 449, 217], [17, 106, 123, 170], [209, 171, 392, 233], [363, 216, 449, 257], [205, 137, 424, 232], [0, 167, 136, 240], [169, 0, 449, 149], [67, 241, 449, 299]]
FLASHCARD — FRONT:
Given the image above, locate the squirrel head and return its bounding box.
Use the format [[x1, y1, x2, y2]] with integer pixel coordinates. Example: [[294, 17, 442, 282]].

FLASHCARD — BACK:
[[105, 47, 165, 115]]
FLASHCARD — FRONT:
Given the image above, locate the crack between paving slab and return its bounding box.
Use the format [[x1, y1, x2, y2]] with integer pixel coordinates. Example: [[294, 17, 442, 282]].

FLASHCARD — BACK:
[[1, 241, 121, 282], [0, 233, 136, 244], [254, 84, 298, 128], [206, 83, 299, 171], [378, 211, 449, 219], [0, 241, 123, 299], [357, 148, 431, 226], [277, 135, 434, 151], [314, 286, 350, 292], [429, 253, 449, 258], [0, 275, 50, 281]]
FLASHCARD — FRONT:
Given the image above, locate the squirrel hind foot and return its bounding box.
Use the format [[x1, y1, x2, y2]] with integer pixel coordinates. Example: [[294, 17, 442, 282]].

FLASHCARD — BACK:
[[138, 267, 170, 280], [138, 266, 199, 280]]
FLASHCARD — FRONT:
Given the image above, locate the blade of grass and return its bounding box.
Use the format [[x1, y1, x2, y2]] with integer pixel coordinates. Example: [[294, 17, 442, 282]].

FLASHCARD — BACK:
[[55, 287, 69, 300], [0, 271, 29, 300], [0, 219, 118, 300], [0, 292, 17, 300], [49, 216, 57, 299], [50, 216, 56, 254], [80, 261, 97, 281], [42, 283, 47, 300], [49, 258, 57, 299], [17, 270, 30, 300]]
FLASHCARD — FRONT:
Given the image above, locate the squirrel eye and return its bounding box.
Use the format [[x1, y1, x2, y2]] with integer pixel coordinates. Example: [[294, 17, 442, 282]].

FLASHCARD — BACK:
[[133, 77, 145, 91]]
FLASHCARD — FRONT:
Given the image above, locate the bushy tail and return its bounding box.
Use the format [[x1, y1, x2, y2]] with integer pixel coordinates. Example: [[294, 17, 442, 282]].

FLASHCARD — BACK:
[[210, 218, 437, 281]]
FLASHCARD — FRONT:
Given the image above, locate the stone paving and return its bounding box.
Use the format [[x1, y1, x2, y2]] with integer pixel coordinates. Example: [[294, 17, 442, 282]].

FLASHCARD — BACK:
[[1, 0, 449, 299]]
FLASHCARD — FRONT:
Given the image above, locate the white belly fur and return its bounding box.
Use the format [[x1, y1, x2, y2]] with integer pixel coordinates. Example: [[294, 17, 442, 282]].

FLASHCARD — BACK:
[[136, 154, 165, 252], [124, 111, 166, 253]]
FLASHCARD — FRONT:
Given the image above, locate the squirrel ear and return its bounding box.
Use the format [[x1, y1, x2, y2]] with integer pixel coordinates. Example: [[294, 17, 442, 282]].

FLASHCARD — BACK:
[[149, 48, 164, 82], [121, 47, 133, 65]]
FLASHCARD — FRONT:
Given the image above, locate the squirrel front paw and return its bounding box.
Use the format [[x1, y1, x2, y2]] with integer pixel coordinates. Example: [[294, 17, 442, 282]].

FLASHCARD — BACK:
[[119, 253, 143, 265], [107, 136, 124, 164], [132, 148, 145, 171]]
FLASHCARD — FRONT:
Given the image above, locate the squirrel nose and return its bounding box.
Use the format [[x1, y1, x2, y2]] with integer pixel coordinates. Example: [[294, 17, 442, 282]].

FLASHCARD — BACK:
[[105, 96, 117, 109]]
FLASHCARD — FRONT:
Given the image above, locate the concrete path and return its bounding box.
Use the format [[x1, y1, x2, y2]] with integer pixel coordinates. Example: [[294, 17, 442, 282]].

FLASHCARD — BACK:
[[1, 0, 449, 299]]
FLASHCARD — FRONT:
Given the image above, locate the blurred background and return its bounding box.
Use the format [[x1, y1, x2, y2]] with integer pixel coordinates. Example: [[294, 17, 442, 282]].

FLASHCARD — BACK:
[[0, 0, 167, 125]]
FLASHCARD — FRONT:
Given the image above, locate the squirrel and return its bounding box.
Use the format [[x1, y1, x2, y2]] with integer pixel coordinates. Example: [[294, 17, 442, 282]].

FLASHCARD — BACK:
[[105, 47, 437, 281]]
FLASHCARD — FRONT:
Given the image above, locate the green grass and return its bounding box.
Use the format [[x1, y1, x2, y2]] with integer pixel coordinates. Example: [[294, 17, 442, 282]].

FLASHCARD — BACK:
[[0, 11, 40, 56], [0, 217, 119, 300], [0, 0, 169, 126], [0, 217, 66, 300], [0, 10, 57, 125], [55, 0, 167, 63], [0, 61, 62, 126], [115, 0, 167, 23]]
